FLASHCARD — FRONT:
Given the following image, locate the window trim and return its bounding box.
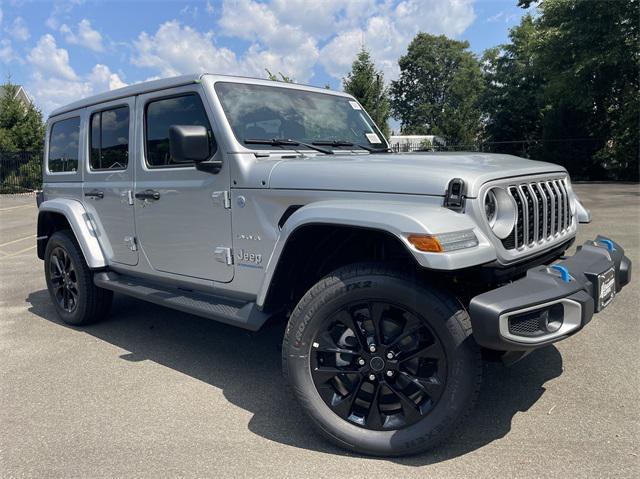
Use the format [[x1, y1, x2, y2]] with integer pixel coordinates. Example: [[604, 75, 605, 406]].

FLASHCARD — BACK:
[[88, 104, 130, 172], [143, 92, 217, 170], [47, 116, 81, 175]]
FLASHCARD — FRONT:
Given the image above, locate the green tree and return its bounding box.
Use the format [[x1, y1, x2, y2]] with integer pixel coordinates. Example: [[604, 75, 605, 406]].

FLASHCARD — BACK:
[[532, 0, 639, 180], [480, 15, 544, 156], [390, 33, 484, 145], [343, 48, 390, 137], [0, 81, 45, 152], [265, 69, 294, 83]]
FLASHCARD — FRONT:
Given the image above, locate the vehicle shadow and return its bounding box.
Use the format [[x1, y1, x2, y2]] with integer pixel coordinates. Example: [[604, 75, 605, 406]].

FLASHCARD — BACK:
[[26, 289, 564, 465]]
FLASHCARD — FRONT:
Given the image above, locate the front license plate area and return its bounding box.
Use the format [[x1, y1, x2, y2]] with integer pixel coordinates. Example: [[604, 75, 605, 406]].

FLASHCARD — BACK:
[[597, 268, 616, 311]]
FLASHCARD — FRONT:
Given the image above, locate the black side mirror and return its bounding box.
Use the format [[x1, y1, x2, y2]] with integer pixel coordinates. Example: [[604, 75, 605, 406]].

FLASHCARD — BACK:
[[169, 125, 210, 163]]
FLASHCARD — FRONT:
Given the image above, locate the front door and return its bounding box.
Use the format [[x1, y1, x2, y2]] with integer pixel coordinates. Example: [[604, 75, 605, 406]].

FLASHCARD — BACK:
[[83, 98, 137, 266], [133, 86, 233, 282]]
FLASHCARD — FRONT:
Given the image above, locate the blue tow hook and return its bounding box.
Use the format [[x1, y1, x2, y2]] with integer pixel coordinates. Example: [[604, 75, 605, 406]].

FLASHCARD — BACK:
[[597, 238, 616, 252], [550, 264, 572, 283]]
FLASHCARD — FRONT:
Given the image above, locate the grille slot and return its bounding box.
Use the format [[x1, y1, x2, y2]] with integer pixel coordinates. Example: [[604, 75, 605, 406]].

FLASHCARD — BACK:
[[501, 178, 573, 250]]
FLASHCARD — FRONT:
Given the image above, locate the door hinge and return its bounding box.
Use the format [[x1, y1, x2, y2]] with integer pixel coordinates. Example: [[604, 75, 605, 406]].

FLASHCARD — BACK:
[[211, 190, 231, 209], [214, 246, 233, 265], [124, 236, 138, 252]]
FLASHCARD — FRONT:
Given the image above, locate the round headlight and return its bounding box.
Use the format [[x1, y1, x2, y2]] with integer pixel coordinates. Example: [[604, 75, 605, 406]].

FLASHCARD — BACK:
[[483, 187, 516, 239]]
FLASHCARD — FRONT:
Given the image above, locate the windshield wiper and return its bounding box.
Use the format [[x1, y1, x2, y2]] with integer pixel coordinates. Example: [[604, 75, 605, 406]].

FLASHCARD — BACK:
[[244, 138, 333, 155], [312, 140, 392, 153]]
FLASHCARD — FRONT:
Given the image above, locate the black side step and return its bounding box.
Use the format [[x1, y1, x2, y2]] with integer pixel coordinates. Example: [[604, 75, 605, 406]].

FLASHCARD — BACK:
[[94, 272, 269, 331]]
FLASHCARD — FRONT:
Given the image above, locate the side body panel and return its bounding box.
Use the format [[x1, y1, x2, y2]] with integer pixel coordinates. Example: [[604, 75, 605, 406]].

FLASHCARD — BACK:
[[82, 96, 138, 266], [133, 84, 234, 283]]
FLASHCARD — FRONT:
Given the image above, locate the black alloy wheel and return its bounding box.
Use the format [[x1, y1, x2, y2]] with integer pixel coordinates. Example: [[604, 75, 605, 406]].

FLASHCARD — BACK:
[[310, 300, 447, 431], [48, 246, 79, 313]]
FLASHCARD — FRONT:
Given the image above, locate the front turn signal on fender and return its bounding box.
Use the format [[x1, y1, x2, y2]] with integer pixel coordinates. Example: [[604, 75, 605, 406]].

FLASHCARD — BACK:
[[407, 230, 479, 253], [407, 234, 443, 252]]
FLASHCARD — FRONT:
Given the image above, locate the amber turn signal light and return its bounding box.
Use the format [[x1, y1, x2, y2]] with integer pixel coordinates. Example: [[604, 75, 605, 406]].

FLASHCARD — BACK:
[[407, 234, 443, 253]]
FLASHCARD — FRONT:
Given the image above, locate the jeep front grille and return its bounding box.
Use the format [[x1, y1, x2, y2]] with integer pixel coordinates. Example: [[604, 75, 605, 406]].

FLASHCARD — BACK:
[[502, 178, 573, 250]]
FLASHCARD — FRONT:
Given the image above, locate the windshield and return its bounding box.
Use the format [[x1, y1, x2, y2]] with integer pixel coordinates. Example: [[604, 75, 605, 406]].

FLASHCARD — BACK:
[[214, 82, 387, 151]]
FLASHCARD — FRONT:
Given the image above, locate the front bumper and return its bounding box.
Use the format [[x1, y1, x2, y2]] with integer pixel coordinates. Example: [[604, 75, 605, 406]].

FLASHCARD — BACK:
[[469, 236, 631, 351]]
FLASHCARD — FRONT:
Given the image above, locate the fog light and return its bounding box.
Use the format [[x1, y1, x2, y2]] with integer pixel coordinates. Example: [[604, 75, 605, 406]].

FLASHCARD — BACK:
[[542, 303, 564, 333]]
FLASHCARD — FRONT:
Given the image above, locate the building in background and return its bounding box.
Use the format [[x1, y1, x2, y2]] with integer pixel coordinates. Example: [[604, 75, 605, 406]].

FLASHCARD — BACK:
[[388, 134, 446, 152], [0, 85, 33, 110]]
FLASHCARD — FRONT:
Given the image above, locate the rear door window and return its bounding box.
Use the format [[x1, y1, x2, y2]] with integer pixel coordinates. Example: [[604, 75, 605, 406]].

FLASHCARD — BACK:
[[48, 117, 80, 173], [90, 106, 129, 170]]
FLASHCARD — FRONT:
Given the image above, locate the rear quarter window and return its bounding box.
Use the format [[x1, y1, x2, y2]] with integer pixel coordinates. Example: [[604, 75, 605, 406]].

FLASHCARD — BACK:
[[48, 117, 81, 173]]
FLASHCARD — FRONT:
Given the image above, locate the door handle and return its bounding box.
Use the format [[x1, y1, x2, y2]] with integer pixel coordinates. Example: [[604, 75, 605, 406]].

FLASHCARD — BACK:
[[84, 190, 104, 199], [135, 189, 161, 201]]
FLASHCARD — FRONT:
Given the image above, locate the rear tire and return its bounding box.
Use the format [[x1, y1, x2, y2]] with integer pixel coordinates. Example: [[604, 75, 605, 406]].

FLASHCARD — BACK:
[[282, 264, 482, 456], [44, 230, 113, 326]]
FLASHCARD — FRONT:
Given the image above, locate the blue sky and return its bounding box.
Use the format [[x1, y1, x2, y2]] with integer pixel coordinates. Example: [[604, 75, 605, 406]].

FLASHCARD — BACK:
[[0, 0, 534, 115]]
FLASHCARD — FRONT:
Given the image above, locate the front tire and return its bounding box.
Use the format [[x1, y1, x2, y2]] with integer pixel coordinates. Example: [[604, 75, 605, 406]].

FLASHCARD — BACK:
[[282, 264, 482, 456], [44, 230, 113, 326]]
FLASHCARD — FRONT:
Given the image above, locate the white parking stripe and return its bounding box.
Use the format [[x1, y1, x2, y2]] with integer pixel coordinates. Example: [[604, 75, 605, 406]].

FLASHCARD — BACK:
[[0, 235, 35, 248], [2, 244, 37, 258], [0, 204, 35, 212]]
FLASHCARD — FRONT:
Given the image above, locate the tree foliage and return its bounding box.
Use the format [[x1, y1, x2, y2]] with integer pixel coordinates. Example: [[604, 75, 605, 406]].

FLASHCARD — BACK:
[[390, 33, 483, 145], [265, 69, 294, 83], [343, 48, 390, 137], [482, 0, 639, 180], [480, 15, 544, 152], [0, 81, 45, 152]]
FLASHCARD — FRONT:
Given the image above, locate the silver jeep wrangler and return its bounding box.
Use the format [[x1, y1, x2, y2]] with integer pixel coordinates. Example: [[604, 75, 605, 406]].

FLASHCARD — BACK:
[[36, 74, 631, 456]]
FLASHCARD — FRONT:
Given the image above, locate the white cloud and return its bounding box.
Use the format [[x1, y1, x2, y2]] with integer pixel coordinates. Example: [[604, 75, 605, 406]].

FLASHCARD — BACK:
[[60, 19, 104, 52], [133, 21, 241, 77], [27, 34, 78, 80], [0, 39, 16, 63], [6, 16, 30, 41], [25, 35, 125, 114], [319, 0, 476, 81], [205, 1, 215, 14], [88, 64, 127, 90]]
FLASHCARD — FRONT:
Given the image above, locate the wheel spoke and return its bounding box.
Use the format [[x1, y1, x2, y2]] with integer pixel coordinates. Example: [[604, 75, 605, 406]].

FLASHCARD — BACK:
[[399, 371, 443, 400], [399, 341, 444, 363], [368, 302, 385, 345], [312, 366, 359, 383], [385, 381, 422, 423], [364, 382, 384, 429], [314, 331, 359, 355], [334, 310, 367, 351], [331, 376, 364, 420], [387, 325, 421, 349], [51, 255, 63, 276]]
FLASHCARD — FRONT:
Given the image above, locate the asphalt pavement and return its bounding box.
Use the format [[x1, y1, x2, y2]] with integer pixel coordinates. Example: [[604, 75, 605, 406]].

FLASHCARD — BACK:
[[0, 184, 638, 478]]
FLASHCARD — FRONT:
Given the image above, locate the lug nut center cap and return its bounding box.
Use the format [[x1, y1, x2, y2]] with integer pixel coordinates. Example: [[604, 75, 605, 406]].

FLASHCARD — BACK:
[[369, 356, 385, 372]]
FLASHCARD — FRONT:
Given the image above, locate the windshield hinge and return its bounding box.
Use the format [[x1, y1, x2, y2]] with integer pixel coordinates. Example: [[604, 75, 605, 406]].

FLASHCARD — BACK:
[[444, 178, 466, 211], [212, 191, 231, 209]]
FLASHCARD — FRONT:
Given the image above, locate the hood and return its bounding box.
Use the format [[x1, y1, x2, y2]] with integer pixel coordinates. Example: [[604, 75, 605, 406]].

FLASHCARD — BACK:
[[267, 152, 567, 198]]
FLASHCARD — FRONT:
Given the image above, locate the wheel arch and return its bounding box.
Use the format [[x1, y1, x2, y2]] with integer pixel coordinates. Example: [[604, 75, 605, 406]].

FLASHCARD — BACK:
[[37, 199, 107, 268]]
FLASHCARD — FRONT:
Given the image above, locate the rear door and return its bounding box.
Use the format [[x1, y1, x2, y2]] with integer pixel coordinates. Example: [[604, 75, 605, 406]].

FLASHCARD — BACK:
[[82, 98, 137, 265], [133, 85, 233, 282]]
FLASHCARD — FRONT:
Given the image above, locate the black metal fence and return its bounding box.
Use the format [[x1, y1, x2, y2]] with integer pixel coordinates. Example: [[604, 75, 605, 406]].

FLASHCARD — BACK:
[[0, 151, 42, 194]]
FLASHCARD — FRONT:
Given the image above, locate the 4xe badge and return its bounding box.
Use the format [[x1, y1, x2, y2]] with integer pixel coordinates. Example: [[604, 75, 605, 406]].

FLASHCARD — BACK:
[[236, 249, 262, 265]]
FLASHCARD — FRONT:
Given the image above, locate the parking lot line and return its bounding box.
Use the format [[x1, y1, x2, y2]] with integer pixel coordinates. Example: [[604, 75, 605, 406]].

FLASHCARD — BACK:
[[2, 244, 37, 258], [0, 234, 35, 248], [0, 204, 36, 212]]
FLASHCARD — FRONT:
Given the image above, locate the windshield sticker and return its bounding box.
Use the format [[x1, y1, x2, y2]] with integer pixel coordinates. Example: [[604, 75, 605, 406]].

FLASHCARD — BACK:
[[349, 101, 362, 110], [366, 132, 382, 144]]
